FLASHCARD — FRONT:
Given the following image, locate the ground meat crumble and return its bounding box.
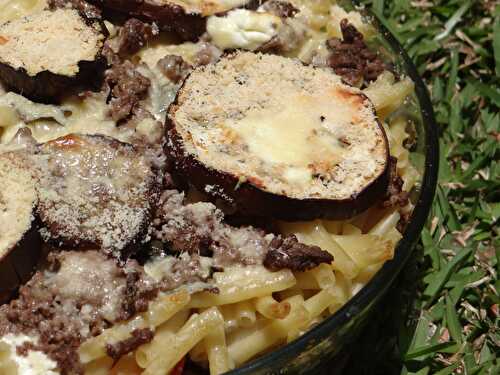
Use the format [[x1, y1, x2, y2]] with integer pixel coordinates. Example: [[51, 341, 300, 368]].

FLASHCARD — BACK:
[[154, 189, 333, 271], [260, 0, 299, 18], [106, 328, 154, 361], [112, 18, 159, 58], [154, 189, 273, 266], [157, 55, 192, 84], [382, 156, 410, 209], [0, 251, 157, 374], [325, 19, 387, 86], [381, 156, 411, 233], [264, 235, 334, 272], [105, 60, 151, 122], [48, 0, 102, 19]]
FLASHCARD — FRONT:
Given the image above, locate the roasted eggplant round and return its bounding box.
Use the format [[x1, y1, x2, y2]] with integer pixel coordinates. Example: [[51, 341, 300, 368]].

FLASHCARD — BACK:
[[36, 134, 160, 254], [88, 0, 257, 41], [0, 152, 41, 304], [166, 52, 390, 220], [0, 8, 107, 103]]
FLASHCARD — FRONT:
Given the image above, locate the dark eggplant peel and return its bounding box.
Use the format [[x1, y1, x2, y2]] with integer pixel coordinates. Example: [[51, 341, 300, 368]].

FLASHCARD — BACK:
[[0, 152, 42, 304], [36, 134, 160, 254], [88, 0, 259, 41], [166, 52, 390, 221], [0, 8, 107, 103]]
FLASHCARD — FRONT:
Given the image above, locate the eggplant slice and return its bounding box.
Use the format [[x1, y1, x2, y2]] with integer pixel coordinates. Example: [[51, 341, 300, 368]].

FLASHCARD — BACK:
[[0, 8, 106, 103], [0, 153, 41, 304], [166, 52, 390, 220], [88, 0, 257, 41], [36, 134, 160, 254]]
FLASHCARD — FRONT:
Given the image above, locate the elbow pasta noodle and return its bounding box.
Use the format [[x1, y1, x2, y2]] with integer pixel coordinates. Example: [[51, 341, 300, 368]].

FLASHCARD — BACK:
[[143, 307, 224, 375], [232, 301, 257, 328], [84, 357, 113, 375], [228, 296, 309, 366], [364, 72, 415, 119], [204, 324, 234, 375], [189, 266, 296, 308], [79, 290, 190, 364], [253, 295, 291, 319], [0, 2, 419, 373]]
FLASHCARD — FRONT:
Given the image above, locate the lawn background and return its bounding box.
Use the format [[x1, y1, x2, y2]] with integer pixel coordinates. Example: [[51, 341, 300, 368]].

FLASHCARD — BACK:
[[341, 1, 499, 374]]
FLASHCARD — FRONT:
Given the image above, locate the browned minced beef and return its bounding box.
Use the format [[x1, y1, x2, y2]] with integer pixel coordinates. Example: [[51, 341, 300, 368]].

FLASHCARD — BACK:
[[381, 156, 410, 209], [194, 42, 223, 66], [397, 211, 411, 233], [106, 328, 154, 361], [154, 190, 273, 266], [119, 267, 159, 321], [260, 0, 299, 18], [0, 251, 157, 374], [114, 18, 159, 58], [326, 19, 386, 86], [48, 0, 102, 19], [105, 60, 151, 121], [264, 235, 334, 272], [17, 339, 82, 375], [159, 252, 217, 291], [154, 189, 333, 271], [258, 17, 306, 54], [157, 55, 192, 84], [381, 156, 411, 233]]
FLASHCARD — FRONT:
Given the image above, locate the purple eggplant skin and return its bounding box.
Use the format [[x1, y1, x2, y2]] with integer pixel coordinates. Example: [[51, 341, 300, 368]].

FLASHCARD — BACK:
[[0, 220, 42, 305], [88, 0, 264, 42], [0, 56, 107, 104], [0, 13, 108, 104], [165, 91, 391, 221]]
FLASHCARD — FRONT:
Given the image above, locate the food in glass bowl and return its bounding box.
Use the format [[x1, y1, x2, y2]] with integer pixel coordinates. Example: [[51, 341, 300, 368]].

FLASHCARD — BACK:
[[0, 1, 425, 374]]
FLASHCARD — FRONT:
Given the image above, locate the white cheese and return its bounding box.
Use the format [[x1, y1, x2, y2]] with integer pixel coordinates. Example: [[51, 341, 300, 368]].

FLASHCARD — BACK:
[[207, 9, 282, 51], [224, 92, 354, 186], [0, 334, 59, 375], [169, 0, 249, 16], [0, 92, 133, 145], [145, 254, 213, 282]]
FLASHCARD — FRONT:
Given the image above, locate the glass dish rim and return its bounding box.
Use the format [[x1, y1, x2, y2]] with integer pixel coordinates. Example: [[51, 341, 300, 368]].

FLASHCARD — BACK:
[[227, 9, 440, 375]]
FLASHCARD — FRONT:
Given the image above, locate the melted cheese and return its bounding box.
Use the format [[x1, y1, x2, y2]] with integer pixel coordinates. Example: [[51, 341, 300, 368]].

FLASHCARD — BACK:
[[0, 0, 47, 24], [0, 334, 58, 375], [0, 92, 133, 145], [207, 9, 281, 51], [168, 0, 249, 16], [226, 93, 354, 185]]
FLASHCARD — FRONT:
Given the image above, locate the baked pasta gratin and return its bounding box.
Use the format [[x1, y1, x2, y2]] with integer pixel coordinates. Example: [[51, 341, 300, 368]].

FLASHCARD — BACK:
[[0, 0, 420, 374]]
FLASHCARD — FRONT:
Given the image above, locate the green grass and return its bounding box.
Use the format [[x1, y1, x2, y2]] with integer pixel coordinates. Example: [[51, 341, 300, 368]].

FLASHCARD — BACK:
[[344, 1, 499, 374]]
